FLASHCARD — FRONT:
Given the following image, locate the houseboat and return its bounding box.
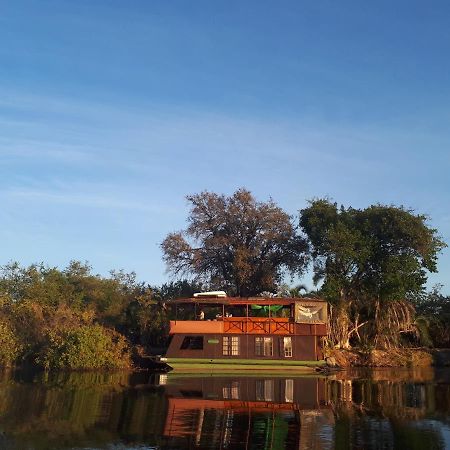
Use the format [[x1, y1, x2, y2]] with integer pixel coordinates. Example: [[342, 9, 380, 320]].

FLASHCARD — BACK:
[[162, 292, 328, 371]]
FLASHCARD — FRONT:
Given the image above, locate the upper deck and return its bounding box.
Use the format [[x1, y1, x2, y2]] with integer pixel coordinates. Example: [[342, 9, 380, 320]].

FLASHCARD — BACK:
[[167, 296, 328, 336]]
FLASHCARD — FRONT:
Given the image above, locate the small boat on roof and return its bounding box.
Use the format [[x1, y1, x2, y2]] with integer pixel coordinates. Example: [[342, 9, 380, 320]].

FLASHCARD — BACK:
[[161, 292, 328, 371]]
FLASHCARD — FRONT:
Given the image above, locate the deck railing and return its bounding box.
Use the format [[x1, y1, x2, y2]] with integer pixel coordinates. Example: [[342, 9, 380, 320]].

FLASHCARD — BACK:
[[223, 317, 295, 334], [169, 317, 326, 336]]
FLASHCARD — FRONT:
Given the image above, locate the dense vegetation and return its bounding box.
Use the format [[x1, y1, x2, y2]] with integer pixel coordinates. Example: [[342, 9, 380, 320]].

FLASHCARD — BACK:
[[0, 261, 199, 370], [163, 189, 448, 351], [413, 285, 450, 348], [300, 199, 446, 349], [0, 188, 448, 370]]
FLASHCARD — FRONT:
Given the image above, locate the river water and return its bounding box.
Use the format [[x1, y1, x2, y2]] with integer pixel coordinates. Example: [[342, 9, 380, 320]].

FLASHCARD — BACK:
[[0, 367, 449, 449]]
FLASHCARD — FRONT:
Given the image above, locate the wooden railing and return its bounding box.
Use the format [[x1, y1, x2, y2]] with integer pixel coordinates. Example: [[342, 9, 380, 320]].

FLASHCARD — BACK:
[[169, 318, 327, 336], [223, 317, 295, 334]]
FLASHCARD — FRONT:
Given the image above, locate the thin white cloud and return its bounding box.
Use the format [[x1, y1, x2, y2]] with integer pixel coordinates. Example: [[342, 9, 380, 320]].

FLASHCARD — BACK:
[[2, 186, 172, 214], [1, 89, 447, 170], [1, 89, 449, 215], [0, 143, 90, 163]]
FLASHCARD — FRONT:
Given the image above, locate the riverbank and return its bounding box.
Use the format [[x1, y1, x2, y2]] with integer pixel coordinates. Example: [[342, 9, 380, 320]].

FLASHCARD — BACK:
[[325, 348, 450, 368]]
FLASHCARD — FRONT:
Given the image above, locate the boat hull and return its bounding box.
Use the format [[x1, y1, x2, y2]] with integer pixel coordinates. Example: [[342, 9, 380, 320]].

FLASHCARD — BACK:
[[164, 357, 326, 372]]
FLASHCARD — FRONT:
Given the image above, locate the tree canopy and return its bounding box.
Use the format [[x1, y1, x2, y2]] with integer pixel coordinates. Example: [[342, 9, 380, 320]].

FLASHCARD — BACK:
[[161, 188, 308, 296], [300, 199, 446, 348], [300, 199, 445, 302]]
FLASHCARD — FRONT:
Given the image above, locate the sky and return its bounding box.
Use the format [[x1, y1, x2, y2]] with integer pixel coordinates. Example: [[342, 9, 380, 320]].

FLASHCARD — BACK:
[[1, 0, 450, 293]]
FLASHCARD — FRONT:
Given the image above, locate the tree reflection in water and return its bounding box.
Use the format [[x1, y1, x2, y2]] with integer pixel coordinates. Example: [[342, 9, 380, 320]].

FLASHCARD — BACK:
[[0, 368, 448, 449]]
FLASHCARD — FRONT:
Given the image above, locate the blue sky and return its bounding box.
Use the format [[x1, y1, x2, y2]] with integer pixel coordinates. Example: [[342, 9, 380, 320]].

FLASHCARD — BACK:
[[1, 0, 449, 292]]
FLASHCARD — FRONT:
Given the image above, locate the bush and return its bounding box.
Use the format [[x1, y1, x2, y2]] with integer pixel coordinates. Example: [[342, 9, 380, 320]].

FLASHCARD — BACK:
[[0, 319, 22, 367], [37, 324, 131, 370]]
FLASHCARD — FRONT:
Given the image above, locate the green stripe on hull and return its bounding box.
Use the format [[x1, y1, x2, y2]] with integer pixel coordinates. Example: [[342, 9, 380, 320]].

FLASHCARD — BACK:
[[166, 371, 326, 378], [165, 358, 325, 371]]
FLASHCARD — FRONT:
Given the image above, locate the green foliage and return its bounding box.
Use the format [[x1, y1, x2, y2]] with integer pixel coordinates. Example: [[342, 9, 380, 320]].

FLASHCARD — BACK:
[[0, 261, 169, 369], [123, 296, 169, 347], [37, 325, 131, 370], [413, 285, 450, 347], [0, 318, 22, 367], [300, 200, 445, 303], [152, 279, 203, 301], [414, 315, 433, 347], [300, 199, 446, 348]]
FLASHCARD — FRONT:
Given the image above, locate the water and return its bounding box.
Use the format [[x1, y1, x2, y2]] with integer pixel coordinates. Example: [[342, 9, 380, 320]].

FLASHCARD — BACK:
[[0, 367, 449, 449]]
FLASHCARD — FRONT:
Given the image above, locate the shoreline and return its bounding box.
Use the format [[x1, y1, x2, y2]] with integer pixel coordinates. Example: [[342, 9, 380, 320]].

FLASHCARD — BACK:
[[3, 348, 450, 372], [325, 348, 450, 368]]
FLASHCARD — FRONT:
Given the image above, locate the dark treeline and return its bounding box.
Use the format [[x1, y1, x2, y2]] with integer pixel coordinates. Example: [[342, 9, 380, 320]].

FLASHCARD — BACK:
[[0, 188, 448, 370]]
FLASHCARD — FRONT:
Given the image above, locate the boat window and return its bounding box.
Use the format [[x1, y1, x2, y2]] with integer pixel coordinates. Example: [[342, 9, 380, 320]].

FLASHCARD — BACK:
[[223, 336, 240, 356], [285, 379, 294, 403], [255, 337, 273, 356], [223, 381, 240, 399], [256, 379, 274, 401], [180, 336, 204, 350], [179, 390, 203, 398], [282, 337, 293, 357]]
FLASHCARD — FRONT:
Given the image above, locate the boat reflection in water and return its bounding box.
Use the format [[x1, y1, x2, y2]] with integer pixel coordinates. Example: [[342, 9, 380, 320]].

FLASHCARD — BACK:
[[161, 375, 334, 449], [0, 368, 449, 449]]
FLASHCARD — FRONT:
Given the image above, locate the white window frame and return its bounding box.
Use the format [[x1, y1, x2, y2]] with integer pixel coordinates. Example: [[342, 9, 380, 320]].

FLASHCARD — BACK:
[[223, 336, 240, 356], [282, 336, 293, 358]]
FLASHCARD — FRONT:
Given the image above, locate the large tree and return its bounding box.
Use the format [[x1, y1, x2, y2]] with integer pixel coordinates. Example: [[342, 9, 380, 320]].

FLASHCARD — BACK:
[[300, 199, 446, 348], [161, 189, 308, 296]]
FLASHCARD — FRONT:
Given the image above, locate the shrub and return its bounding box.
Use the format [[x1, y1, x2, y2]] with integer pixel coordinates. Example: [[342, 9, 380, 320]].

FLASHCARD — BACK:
[[0, 319, 22, 367], [37, 324, 131, 370]]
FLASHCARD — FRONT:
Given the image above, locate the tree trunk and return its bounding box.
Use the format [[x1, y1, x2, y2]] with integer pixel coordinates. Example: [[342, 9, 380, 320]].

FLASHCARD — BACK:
[[330, 290, 352, 349]]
